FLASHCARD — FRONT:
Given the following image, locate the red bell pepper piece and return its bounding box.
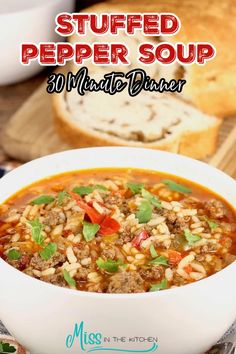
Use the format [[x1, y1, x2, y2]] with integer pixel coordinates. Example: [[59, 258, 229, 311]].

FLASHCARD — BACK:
[[132, 230, 149, 249], [99, 215, 120, 235], [69, 192, 81, 201], [71, 192, 120, 233], [18, 255, 30, 271], [70, 192, 104, 224], [78, 201, 104, 224], [168, 250, 182, 266]]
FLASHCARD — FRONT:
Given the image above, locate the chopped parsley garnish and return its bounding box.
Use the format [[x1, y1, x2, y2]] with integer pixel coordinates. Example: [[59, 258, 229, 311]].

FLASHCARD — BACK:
[[149, 255, 169, 266], [73, 186, 93, 196], [57, 190, 70, 205], [162, 179, 192, 194], [72, 185, 108, 196], [149, 245, 158, 259], [184, 229, 201, 246], [127, 182, 144, 195], [96, 258, 124, 273], [204, 217, 218, 231], [83, 222, 100, 242], [7, 249, 21, 261], [136, 200, 152, 223], [149, 279, 168, 292], [0, 342, 16, 353], [27, 219, 44, 246], [141, 189, 162, 209], [39, 243, 57, 261], [31, 195, 55, 205], [63, 269, 76, 288], [95, 184, 108, 191]]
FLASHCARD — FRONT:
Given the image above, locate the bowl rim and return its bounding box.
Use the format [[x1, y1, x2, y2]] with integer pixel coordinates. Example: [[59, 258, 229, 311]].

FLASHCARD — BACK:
[[0, 146, 236, 299]]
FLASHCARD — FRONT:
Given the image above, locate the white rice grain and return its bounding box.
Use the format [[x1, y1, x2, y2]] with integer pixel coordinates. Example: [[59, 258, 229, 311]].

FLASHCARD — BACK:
[[32, 269, 41, 277], [192, 216, 200, 223], [191, 222, 202, 229], [148, 216, 165, 226], [193, 239, 207, 247], [11, 233, 20, 242], [64, 201, 76, 211], [165, 268, 173, 281], [67, 234, 75, 242], [205, 255, 212, 262], [93, 201, 105, 214], [5, 214, 20, 223], [81, 257, 91, 266], [157, 223, 170, 235], [177, 268, 189, 279], [192, 227, 204, 234], [200, 233, 212, 239], [64, 263, 81, 272], [191, 262, 206, 274], [128, 264, 137, 271], [178, 254, 195, 269], [122, 242, 132, 254], [103, 180, 119, 191], [69, 270, 77, 278], [141, 235, 170, 249], [29, 205, 39, 218], [22, 205, 32, 218], [41, 268, 55, 276], [135, 254, 145, 260], [73, 234, 82, 243], [173, 206, 181, 212], [127, 256, 134, 262], [161, 201, 172, 210], [171, 201, 182, 207], [93, 190, 104, 203], [66, 247, 77, 264], [87, 272, 102, 283], [131, 247, 139, 255], [190, 272, 205, 281], [51, 224, 63, 237], [181, 209, 197, 216]]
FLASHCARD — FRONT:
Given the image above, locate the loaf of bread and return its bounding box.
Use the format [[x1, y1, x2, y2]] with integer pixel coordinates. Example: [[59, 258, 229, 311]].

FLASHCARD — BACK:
[[53, 88, 221, 159], [70, 0, 236, 117]]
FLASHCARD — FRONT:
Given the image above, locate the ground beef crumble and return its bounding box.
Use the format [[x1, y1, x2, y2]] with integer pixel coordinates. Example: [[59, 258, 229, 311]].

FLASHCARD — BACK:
[[30, 253, 66, 271], [205, 199, 226, 219], [107, 269, 145, 293], [42, 273, 67, 287], [140, 266, 164, 281]]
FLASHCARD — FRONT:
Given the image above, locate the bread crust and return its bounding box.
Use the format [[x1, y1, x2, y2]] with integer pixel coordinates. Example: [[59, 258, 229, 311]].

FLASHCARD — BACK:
[[70, 0, 236, 118], [53, 92, 222, 160]]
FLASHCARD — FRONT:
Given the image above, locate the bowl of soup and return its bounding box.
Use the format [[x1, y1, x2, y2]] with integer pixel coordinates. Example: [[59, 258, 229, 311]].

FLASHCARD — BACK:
[[0, 147, 235, 354]]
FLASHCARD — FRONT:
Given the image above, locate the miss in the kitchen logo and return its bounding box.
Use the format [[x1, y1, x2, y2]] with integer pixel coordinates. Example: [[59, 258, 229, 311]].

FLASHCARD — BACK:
[[66, 321, 158, 353]]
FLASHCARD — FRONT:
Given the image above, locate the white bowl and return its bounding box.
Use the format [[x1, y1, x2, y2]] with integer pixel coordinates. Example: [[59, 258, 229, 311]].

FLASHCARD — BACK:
[[0, 0, 75, 86], [0, 147, 235, 354]]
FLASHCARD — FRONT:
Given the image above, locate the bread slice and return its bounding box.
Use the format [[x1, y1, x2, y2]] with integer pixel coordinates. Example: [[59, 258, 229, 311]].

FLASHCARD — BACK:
[[70, 0, 236, 117], [53, 87, 221, 160]]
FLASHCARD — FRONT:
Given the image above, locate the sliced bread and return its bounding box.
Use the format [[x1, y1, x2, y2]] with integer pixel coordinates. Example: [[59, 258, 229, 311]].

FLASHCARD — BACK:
[[70, 0, 236, 117], [53, 88, 221, 159]]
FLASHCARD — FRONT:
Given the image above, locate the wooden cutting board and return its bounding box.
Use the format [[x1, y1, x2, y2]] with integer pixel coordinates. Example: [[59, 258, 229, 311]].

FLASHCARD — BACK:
[[2, 77, 236, 177]]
